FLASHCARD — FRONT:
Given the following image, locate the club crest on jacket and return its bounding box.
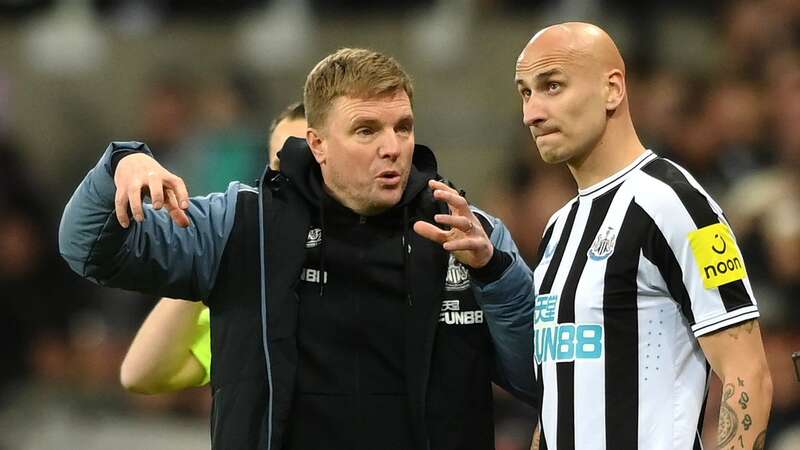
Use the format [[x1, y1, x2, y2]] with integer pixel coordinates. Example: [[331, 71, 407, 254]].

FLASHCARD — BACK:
[[445, 254, 470, 291], [305, 228, 322, 248]]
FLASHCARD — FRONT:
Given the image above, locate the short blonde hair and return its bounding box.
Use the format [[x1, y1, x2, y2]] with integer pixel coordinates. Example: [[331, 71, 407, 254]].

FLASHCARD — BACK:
[[303, 48, 414, 128]]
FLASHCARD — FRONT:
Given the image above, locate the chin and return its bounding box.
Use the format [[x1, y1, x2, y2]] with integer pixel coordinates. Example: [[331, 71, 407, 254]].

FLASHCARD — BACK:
[[538, 148, 567, 165]]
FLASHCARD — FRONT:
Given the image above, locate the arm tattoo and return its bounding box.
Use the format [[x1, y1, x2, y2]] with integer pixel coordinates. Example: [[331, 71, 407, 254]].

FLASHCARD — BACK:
[[739, 391, 750, 409], [752, 430, 766, 450], [742, 414, 752, 431], [725, 320, 756, 340], [717, 383, 738, 448]]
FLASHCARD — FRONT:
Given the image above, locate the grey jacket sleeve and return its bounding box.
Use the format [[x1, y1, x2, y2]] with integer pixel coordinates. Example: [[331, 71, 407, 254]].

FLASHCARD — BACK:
[[58, 141, 241, 300], [471, 208, 536, 406]]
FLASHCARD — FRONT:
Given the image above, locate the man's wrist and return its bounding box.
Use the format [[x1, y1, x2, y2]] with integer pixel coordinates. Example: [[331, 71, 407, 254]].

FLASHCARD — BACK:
[[111, 150, 141, 174], [108, 141, 151, 175], [468, 248, 512, 284]]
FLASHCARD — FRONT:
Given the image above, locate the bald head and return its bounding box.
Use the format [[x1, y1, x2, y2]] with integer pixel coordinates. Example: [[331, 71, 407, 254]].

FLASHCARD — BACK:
[[518, 22, 625, 76], [515, 22, 642, 176]]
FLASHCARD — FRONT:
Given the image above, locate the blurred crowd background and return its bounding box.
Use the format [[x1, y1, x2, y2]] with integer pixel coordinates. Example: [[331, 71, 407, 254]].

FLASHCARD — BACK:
[[0, 0, 799, 449]]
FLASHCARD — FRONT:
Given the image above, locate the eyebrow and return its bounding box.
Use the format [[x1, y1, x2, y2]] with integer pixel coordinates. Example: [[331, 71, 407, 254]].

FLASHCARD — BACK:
[[516, 68, 565, 86], [350, 114, 414, 128], [534, 69, 564, 81]]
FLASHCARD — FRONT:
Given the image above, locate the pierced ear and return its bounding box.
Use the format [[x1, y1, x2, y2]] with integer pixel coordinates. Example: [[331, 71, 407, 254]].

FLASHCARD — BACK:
[[606, 69, 625, 111], [307, 128, 326, 164]]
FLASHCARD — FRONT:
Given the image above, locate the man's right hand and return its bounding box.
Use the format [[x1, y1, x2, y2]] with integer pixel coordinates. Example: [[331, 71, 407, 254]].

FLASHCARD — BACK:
[[114, 153, 191, 228]]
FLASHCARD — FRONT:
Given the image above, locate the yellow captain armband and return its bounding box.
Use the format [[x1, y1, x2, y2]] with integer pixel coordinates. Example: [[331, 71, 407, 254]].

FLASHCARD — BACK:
[[688, 223, 747, 289]]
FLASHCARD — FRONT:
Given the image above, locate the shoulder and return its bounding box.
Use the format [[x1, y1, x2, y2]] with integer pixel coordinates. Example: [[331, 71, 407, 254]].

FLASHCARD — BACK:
[[632, 157, 724, 228]]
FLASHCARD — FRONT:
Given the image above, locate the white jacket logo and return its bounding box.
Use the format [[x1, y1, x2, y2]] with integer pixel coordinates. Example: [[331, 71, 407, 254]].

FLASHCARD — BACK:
[[445, 255, 470, 291], [305, 228, 322, 248]]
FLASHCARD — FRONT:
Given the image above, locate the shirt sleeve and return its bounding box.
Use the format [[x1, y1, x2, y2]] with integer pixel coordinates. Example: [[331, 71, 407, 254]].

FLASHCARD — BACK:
[[189, 307, 212, 386], [638, 161, 759, 338]]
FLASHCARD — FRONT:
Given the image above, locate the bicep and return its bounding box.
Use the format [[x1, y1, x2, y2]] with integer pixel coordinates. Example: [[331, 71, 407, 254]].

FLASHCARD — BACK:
[[698, 319, 765, 377]]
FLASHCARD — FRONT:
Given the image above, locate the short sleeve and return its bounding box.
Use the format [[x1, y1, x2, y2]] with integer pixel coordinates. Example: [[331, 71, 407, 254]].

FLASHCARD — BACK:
[[638, 159, 759, 337]]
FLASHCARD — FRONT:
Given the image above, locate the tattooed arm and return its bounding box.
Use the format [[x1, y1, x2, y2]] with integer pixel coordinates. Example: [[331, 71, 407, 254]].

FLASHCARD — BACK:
[[698, 319, 772, 450]]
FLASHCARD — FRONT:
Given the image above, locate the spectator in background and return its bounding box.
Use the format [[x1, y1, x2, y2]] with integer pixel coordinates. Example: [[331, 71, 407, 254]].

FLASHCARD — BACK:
[[168, 73, 266, 193], [0, 137, 93, 393]]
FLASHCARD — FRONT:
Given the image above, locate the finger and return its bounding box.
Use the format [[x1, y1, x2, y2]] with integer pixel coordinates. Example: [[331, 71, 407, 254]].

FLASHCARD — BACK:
[[165, 174, 190, 209], [170, 208, 191, 228], [428, 179, 460, 195], [442, 237, 486, 252], [164, 190, 191, 228], [114, 190, 130, 228], [434, 214, 476, 234], [148, 173, 165, 209], [128, 183, 145, 223], [432, 188, 471, 215], [413, 220, 449, 244]]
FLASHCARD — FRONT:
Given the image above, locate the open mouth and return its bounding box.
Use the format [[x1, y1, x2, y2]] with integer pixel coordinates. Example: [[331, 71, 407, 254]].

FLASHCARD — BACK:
[[377, 170, 402, 186]]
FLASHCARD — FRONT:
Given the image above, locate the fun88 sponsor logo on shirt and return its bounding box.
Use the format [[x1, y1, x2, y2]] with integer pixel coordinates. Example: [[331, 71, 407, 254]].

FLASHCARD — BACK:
[[534, 294, 604, 364]]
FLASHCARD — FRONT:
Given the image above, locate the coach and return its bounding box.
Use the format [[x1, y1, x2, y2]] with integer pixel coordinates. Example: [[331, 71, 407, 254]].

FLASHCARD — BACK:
[[59, 48, 536, 450]]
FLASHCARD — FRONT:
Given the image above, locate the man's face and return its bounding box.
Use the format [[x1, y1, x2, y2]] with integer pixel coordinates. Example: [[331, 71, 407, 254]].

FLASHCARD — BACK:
[[515, 43, 609, 165], [309, 90, 415, 215], [269, 117, 308, 169]]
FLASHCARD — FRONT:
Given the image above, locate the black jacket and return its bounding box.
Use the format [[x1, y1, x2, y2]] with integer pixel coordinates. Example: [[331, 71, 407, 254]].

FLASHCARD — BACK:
[[59, 139, 538, 450]]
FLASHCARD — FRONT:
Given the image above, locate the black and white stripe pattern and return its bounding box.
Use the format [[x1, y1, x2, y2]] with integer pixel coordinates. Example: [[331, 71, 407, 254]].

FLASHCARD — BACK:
[[532, 151, 758, 449]]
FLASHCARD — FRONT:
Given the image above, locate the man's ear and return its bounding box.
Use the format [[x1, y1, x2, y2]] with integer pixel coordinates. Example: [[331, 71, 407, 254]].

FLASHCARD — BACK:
[[605, 69, 625, 112], [307, 128, 325, 164]]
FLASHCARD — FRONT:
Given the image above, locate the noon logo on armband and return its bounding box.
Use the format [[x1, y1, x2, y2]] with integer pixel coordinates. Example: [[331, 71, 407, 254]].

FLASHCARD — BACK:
[[688, 223, 747, 289], [534, 294, 604, 364]]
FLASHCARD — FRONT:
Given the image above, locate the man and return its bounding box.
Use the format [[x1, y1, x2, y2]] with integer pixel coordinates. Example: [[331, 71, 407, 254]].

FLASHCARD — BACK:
[[512, 22, 771, 449], [59, 48, 535, 450], [119, 102, 307, 394]]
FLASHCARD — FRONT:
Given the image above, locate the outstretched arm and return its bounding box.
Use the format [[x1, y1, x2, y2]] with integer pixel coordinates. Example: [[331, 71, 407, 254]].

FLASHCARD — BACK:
[[59, 141, 240, 300], [121, 298, 210, 394], [698, 319, 772, 450]]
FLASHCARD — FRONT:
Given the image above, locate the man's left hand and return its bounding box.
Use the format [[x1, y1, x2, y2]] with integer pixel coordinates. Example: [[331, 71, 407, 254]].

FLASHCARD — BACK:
[[413, 180, 494, 268]]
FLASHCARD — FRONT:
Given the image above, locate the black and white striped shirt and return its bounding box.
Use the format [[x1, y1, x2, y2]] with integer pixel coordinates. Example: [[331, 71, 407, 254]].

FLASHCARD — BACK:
[[532, 150, 758, 450]]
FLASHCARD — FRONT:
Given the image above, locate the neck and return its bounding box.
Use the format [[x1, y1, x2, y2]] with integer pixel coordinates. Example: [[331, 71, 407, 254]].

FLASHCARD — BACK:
[[567, 121, 646, 190]]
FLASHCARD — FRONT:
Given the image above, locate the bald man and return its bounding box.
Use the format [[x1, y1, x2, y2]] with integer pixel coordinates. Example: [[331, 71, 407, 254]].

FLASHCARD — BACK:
[[514, 23, 771, 450]]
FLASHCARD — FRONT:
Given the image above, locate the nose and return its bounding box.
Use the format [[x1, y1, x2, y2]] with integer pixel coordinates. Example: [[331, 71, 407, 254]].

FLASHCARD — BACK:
[[523, 97, 547, 128], [378, 130, 402, 160]]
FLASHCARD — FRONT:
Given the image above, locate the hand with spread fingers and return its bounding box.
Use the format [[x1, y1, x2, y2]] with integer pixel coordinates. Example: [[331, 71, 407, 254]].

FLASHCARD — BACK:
[[413, 179, 494, 268], [114, 153, 191, 229]]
